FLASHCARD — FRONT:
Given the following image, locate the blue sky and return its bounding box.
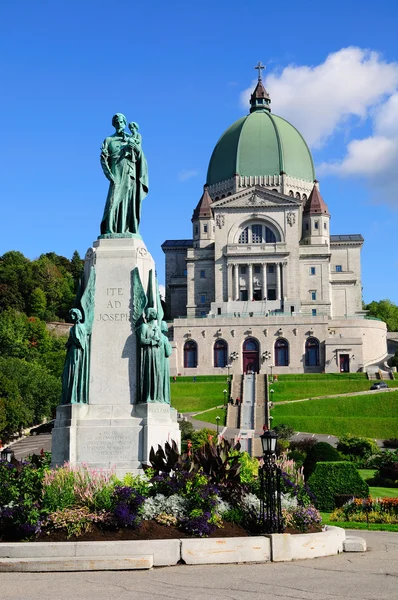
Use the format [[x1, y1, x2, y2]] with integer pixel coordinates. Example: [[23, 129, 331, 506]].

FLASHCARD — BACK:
[[1, 0, 397, 303]]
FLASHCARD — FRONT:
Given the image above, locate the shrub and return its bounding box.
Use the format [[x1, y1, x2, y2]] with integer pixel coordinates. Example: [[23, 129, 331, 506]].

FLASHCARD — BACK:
[[307, 462, 369, 511], [289, 437, 317, 455], [303, 442, 342, 480], [373, 449, 398, 482], [273, 424, 294, 440], [337, 435, 379, 459], [287, 450, 306, 466]]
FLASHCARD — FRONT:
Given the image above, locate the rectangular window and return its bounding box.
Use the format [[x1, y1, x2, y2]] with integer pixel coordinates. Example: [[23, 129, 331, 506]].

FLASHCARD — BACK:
[[305, 223, 309, 230], [203, 224, 208, 233], [217, 307, 221, 315], [254, 265, 261, 274], [195, 226, 198, 235], [314, 221, 319, 230], [200, 294, 206, 304], [311, 291, 317, 301], [183, 269, 187, 276], [240, 289, 248, 301], [336, 265, 342, 272], [310, 267, 316, 275], [268, 288, 276, 301], [268, 265, 274, 274], [200, 311, 206, 316], [240, 265, 247, 274], [252, 224, 262, 243], [312, 309, 317, 316], [324, 222, 327, 230], [200, 270, 205, 278]]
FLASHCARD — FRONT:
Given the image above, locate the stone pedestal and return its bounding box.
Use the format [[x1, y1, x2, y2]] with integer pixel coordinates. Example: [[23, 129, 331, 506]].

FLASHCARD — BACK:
[[51, 237, 181, 476]]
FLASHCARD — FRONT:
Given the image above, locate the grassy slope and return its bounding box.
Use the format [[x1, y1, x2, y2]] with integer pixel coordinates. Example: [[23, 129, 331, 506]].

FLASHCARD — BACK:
[[270, 374, 398, 403], [193, 407, 227, 426], [170, 379, 229, 413], [272, 392, 398, 438]]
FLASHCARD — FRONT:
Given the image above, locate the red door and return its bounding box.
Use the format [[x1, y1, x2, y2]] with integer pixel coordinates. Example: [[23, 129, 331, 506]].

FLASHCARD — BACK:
[[242, 338, 260, 373]]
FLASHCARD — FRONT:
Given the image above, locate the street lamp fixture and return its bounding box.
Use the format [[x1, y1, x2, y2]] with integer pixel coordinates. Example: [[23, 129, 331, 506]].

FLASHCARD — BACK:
[[259, 429, 283, 534], [216, 415, 220, 435], [0, 447, 15, 462], [269, 364, 274, 381], [223, 388, 228, 405]]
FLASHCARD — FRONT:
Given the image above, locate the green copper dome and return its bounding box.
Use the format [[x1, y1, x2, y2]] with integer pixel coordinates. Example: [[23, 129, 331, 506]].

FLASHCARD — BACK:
[[206, 108, 315, 186]]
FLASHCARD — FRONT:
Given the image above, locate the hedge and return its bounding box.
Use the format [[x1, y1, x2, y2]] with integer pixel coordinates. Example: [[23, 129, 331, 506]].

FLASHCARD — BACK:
[[307, 462, 369, 511], [303, 442, 342, 480]]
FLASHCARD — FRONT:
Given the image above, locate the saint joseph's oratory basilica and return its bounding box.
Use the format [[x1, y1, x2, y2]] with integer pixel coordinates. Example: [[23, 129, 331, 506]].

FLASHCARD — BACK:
[[162, 66, 387, 376]]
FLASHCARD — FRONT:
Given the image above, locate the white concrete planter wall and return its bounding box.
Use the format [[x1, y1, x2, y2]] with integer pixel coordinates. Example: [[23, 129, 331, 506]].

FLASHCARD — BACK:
[[0, 526, 348, 572]]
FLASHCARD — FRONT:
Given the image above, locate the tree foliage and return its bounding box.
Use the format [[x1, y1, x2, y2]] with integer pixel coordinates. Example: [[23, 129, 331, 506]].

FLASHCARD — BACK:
[[0, 249, 83, 322], [364, 299, 398, 332], [0, 249, 81, 439]]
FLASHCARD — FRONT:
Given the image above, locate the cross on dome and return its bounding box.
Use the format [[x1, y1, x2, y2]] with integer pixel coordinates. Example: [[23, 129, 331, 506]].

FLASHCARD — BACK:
[[254, 61, 265, 81]]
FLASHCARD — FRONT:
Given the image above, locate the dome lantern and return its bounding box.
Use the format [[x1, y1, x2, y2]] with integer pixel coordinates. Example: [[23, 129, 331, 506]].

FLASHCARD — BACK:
[[250, 61, 271, 113]]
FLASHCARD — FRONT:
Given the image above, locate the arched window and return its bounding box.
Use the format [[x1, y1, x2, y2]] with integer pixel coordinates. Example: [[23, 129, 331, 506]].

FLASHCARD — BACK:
[[265, 226, 276, 243], [243, 338, 259, 352], [184, 340, 198, 368], [295, 192, 301, 200], [239, 227, 249, 244], [238, 223, 278, 244], [289, 190, 294, 197], [305, 337, 320, 367], [275, 338, 289, 366], [302, 193, 307, 201], [214, 339, 228, 367]]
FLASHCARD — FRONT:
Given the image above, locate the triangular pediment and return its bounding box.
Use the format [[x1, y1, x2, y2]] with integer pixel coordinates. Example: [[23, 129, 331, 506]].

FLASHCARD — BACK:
[[210, 186, 301, 210]]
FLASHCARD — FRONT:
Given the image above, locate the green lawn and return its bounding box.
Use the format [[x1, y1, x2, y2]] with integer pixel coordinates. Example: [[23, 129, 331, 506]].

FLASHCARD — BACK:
[[193, 407, 227, 426], [271, 392, 398, 438], [269, 374, 398, 403], [170, 379, 229, 413]]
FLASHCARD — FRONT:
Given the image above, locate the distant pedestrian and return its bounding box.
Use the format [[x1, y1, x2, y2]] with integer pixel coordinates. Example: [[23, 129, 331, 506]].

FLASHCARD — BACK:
[[236, 397, 240, 406], [173, 375, 177, 383], [262, 424, 268, 432], [193, 376, 196, 383]]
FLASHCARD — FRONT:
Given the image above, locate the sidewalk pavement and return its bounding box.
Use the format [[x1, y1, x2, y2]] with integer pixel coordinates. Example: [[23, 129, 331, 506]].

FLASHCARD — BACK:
[[1, 530, 397, 600]]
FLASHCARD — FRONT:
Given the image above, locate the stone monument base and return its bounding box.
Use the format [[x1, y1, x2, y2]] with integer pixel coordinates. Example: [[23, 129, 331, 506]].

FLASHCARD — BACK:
[[51, 403, 180, 478]]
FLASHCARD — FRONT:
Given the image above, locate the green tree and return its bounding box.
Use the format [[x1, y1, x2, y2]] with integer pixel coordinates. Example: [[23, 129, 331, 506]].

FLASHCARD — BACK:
[[365, 299, 398, 331], [70, 250, 84, 287], [29, 287, 47, 319]]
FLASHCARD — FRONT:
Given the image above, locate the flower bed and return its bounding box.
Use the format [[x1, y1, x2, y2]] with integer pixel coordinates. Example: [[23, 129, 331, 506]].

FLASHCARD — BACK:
[[0, 441, 322, 543], [330, 496, 398, 525]]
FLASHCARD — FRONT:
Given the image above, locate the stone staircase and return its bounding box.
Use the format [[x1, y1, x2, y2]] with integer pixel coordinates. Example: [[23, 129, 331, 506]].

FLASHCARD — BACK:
[[226, 375, 243, 428], [252, 373, 267, 457]]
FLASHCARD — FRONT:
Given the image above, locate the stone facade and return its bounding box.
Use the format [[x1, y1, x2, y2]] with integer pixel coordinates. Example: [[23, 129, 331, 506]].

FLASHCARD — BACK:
[[162, 183, 386, 376], [161, 80, 387, 376]]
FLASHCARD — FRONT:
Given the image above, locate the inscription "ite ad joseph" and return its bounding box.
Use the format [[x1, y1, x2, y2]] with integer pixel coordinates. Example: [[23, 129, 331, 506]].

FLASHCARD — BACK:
[[98, 287, 132, 322]]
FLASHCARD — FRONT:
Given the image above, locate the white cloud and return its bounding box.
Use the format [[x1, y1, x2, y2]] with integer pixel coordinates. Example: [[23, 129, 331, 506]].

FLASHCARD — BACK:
[[318, 91, 398, 204], [240, 47, 398, 148], [240, 48, 398, 206], [178, 169, 199, 182]]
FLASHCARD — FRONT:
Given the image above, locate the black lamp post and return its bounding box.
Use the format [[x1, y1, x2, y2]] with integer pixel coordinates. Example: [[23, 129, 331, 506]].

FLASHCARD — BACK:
[[0, 447, 15, 463], [259, 430, 283, 534], [223, 388, 228, 406], [216, 415, 220, 435]]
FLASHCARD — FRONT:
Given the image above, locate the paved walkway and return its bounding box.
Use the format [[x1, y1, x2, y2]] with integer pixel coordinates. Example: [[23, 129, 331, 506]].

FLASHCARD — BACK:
[[1, 530, 397, 600]]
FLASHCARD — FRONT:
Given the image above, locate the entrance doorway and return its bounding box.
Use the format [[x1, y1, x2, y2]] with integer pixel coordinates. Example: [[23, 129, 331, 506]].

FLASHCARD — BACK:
[[339, 354, 350, 372], [243, 338, 260, 373]]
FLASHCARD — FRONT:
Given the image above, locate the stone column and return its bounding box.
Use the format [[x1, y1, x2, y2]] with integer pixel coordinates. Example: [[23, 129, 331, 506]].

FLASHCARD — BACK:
[[262, 263, 267, 299], [234, 264, 239, 300], [248, 263, 253, 301], [276, 262, 281, 300], [227, 263, 233, 301]]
